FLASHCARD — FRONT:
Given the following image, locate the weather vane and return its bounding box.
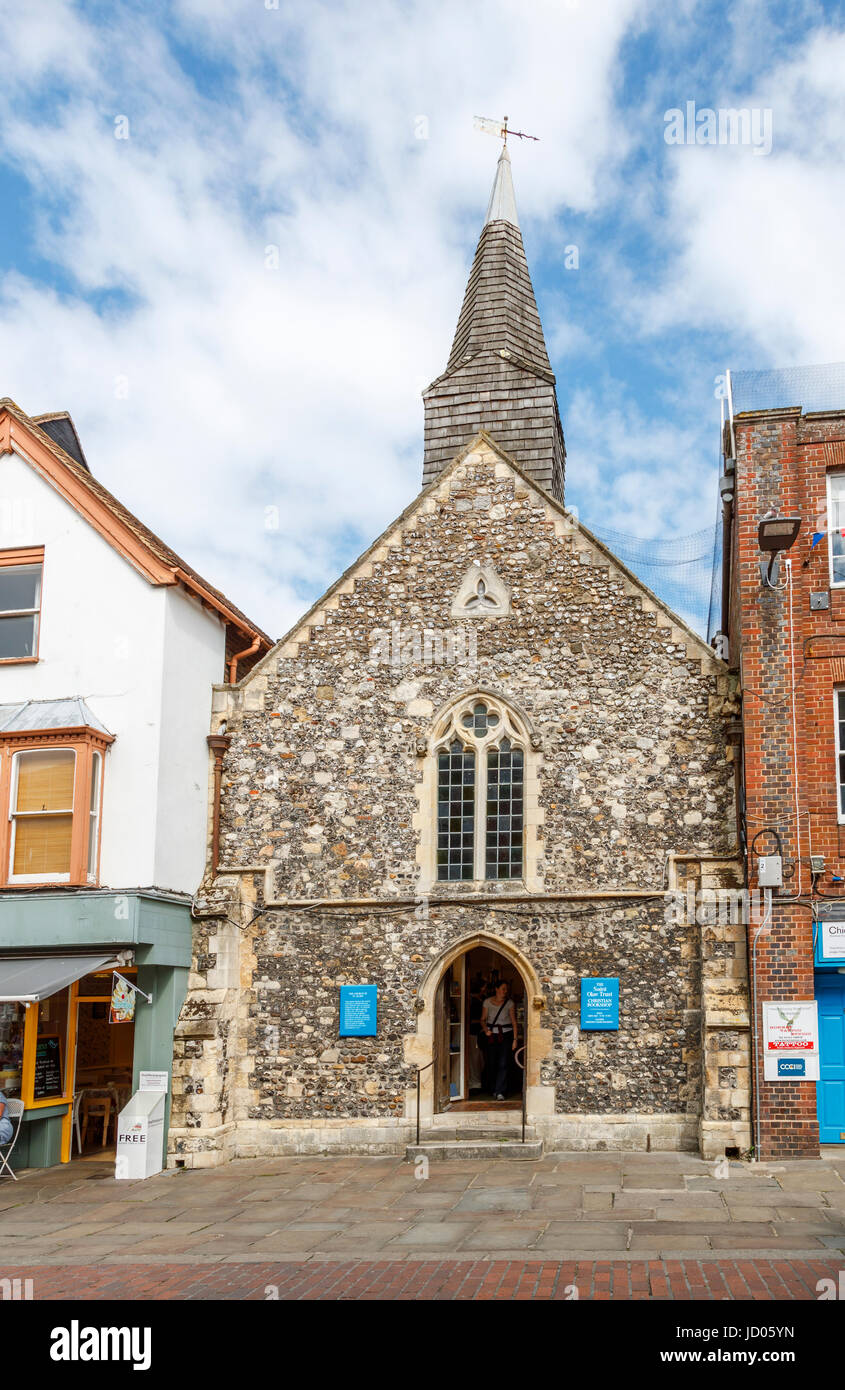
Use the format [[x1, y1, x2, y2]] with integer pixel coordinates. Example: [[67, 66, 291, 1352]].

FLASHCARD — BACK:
[[473, 115, 539, 145]]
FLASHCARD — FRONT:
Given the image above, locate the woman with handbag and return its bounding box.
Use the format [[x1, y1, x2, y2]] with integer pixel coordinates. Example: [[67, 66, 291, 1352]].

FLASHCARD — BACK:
[[481, 980, 518, 1100]]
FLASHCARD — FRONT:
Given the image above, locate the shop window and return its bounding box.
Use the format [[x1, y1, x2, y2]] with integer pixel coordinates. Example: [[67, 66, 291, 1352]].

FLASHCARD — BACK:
[[0, 549, 43, 662], [1, 734, 110, 887], [828, 474, 845, 587], [0, 1002, 25, 1097]]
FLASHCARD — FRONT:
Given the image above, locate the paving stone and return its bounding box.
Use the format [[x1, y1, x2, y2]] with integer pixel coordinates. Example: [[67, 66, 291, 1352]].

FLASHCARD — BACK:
[[621, 1175, 687, 1190], [652, 1204, 730, 1223], [774, 1172, 845, 1191], [582, 1191, 612, 1211], [535, 1223, 629, 1252], [390, 1222, 476, 1246], [453, 1188, 534, 1213], [322, 1224, 416, 1251], [460, 1224, 546, 1250]]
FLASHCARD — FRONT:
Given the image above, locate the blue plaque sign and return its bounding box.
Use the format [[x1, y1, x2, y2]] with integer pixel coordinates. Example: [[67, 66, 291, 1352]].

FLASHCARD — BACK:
[[339, 985, 378, 1037], [777, 1057, 806, 1077], [580, 977, 619, 1031]]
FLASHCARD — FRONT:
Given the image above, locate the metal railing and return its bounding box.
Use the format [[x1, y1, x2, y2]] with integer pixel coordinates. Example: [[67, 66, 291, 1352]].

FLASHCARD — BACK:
[[414, 1059, 435, 1145], [514, 1045, 526, 1142], [415, 1047, 527, 1145]]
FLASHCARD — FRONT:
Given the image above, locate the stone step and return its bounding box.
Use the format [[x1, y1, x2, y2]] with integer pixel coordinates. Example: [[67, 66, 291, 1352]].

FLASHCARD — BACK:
[[419, 1126, 537, 1142], [405, 1138, 544, 1162]]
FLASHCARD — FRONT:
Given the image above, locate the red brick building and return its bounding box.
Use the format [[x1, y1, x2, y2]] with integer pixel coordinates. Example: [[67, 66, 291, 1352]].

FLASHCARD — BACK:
[[723, 363, 845, 1158]]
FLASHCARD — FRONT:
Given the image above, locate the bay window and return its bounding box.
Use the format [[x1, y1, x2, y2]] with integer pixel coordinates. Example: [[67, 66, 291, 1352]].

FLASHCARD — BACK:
[[1, 733, 110, 887]]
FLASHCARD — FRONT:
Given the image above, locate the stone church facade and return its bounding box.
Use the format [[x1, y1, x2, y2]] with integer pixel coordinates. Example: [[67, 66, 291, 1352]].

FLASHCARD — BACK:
[[168, 148, 752, 1166]]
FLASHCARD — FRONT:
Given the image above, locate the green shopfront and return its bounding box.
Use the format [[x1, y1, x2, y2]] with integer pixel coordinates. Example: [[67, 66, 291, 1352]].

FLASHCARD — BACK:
[[0, 889, 190, 1170]]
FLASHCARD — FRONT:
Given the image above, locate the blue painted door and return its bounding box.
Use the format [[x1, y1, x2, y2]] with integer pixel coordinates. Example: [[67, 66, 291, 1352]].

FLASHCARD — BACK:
[[816, 974, 845, 1143]]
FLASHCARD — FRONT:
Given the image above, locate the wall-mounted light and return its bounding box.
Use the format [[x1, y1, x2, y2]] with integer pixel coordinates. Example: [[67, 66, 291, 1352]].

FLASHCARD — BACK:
[[758, 513, 801, 587]]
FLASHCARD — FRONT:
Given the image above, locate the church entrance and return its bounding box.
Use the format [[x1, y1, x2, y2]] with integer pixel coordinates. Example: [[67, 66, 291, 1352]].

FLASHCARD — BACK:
[[433, 945, 525, 1111]]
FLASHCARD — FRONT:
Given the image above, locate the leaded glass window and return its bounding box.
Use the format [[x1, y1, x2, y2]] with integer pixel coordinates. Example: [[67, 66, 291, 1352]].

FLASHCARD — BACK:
[[437, 738, 476, 880], [434, 700, 527, 883], [485, 738, 524, 879]]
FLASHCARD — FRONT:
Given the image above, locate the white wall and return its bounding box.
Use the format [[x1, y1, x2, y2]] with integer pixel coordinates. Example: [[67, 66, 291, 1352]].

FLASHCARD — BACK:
[[155, 587, 222, 889], [1, 448, 226, 893]]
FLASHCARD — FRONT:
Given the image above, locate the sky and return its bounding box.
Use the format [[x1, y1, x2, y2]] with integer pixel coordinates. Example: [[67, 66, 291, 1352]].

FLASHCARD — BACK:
[[0, 0, 843, 639]]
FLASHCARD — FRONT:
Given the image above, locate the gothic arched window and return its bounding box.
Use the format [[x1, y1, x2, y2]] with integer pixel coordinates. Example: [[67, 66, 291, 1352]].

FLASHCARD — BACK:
[[435, 698, 525, 882]]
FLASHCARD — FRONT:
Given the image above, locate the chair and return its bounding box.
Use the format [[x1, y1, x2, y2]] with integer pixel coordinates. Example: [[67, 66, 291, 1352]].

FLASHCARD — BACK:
[[80, 1095, 112, 1149], [0, 1099, 25, 1180], [71, 1092, 84, 1156]]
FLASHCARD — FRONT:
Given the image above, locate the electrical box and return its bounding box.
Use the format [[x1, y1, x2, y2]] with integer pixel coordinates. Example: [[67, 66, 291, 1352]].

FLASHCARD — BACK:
[[758, 855, 783, 887], [810, 855, 826, 876]]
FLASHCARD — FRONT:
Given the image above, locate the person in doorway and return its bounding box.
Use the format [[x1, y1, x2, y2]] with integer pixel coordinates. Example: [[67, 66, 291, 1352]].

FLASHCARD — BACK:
[[482, 981, 518, 1100], [0, 1091, 14, 1147]]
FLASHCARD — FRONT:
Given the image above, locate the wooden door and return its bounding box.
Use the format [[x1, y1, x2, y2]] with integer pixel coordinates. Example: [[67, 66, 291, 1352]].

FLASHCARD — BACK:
[[434, 968, 451, 1112]]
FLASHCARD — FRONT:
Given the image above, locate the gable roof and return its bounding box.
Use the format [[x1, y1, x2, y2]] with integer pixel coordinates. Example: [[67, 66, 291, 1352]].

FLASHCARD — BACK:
[[239, 430, 724, 687], [0, 398, 272, 652]]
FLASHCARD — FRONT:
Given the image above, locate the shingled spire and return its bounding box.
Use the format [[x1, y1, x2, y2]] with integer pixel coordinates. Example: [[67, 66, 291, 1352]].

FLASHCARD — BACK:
[[422, 145, 566, 501]]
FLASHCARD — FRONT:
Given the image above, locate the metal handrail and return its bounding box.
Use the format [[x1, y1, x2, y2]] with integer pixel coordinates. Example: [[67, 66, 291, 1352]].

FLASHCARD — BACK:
[[414, 1059, 435, 1145], [514, 1045, 526, 1142]]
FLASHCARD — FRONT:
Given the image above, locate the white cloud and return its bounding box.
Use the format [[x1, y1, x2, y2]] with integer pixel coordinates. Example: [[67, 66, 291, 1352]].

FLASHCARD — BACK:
[[0, 0, 647, 634], [0, 0, 842, 643]]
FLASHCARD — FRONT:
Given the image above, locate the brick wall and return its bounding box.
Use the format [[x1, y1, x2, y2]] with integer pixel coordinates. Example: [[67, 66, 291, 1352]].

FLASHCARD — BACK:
[[731, 407, 845, 1158]]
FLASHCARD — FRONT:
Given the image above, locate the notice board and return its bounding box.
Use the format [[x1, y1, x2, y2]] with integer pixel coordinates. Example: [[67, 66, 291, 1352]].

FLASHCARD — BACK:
[[33, 1034, 63, 1100], [580, 977, 620, 1031], [339, 985, 377, 1037]]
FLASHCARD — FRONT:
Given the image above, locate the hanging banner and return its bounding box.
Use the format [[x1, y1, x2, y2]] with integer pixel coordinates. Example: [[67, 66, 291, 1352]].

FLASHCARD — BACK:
[[110, 972, 136, 1024]]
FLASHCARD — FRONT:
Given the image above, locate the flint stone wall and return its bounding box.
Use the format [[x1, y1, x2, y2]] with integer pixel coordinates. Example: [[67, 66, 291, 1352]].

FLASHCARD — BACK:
[[169, 442, 748, 1160]]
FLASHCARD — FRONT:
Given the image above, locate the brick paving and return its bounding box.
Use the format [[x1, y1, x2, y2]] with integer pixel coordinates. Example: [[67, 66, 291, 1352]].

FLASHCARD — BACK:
[[1, 1257, 842, 1300]]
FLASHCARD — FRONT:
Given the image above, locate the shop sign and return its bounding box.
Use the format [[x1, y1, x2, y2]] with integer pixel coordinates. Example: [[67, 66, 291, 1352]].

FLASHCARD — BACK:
[[820, 917, 845, 962], [580, 977, 620, 1031], [339, 985, 377, 1037], [139, 1071, 169, 1092], [763, 1000, 820, 1081]]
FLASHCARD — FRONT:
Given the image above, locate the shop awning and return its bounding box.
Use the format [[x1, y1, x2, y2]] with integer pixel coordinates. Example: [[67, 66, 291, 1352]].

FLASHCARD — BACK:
[[0, 954, 123, 1002]]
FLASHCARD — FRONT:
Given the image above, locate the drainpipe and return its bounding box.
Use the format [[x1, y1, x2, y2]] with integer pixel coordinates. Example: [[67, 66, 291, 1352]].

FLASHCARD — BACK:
[[719, 455, 735, 644], [228, 632, 261, 685], [207, 732, 231, 874]]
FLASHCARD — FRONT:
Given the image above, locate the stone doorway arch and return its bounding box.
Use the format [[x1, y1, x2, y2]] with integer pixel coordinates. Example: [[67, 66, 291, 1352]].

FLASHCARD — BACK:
[[403, 931, 555, 1126]]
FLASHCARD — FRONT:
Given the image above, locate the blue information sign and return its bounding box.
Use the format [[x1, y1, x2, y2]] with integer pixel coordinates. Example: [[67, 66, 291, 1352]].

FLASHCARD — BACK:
[[777, 1057, 806, 1077], [339, 985, 378, 1037], [580, 977, 620, 1031]]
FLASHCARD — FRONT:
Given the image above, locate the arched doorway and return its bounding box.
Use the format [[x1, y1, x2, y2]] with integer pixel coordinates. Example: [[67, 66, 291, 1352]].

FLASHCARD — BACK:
[[433, 943, 526, 1112]]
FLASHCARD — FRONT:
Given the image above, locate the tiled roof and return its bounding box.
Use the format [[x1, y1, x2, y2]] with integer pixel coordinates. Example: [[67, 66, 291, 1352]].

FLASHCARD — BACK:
[[422, 156, 565, 501], [0, 398, 272, 647]]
